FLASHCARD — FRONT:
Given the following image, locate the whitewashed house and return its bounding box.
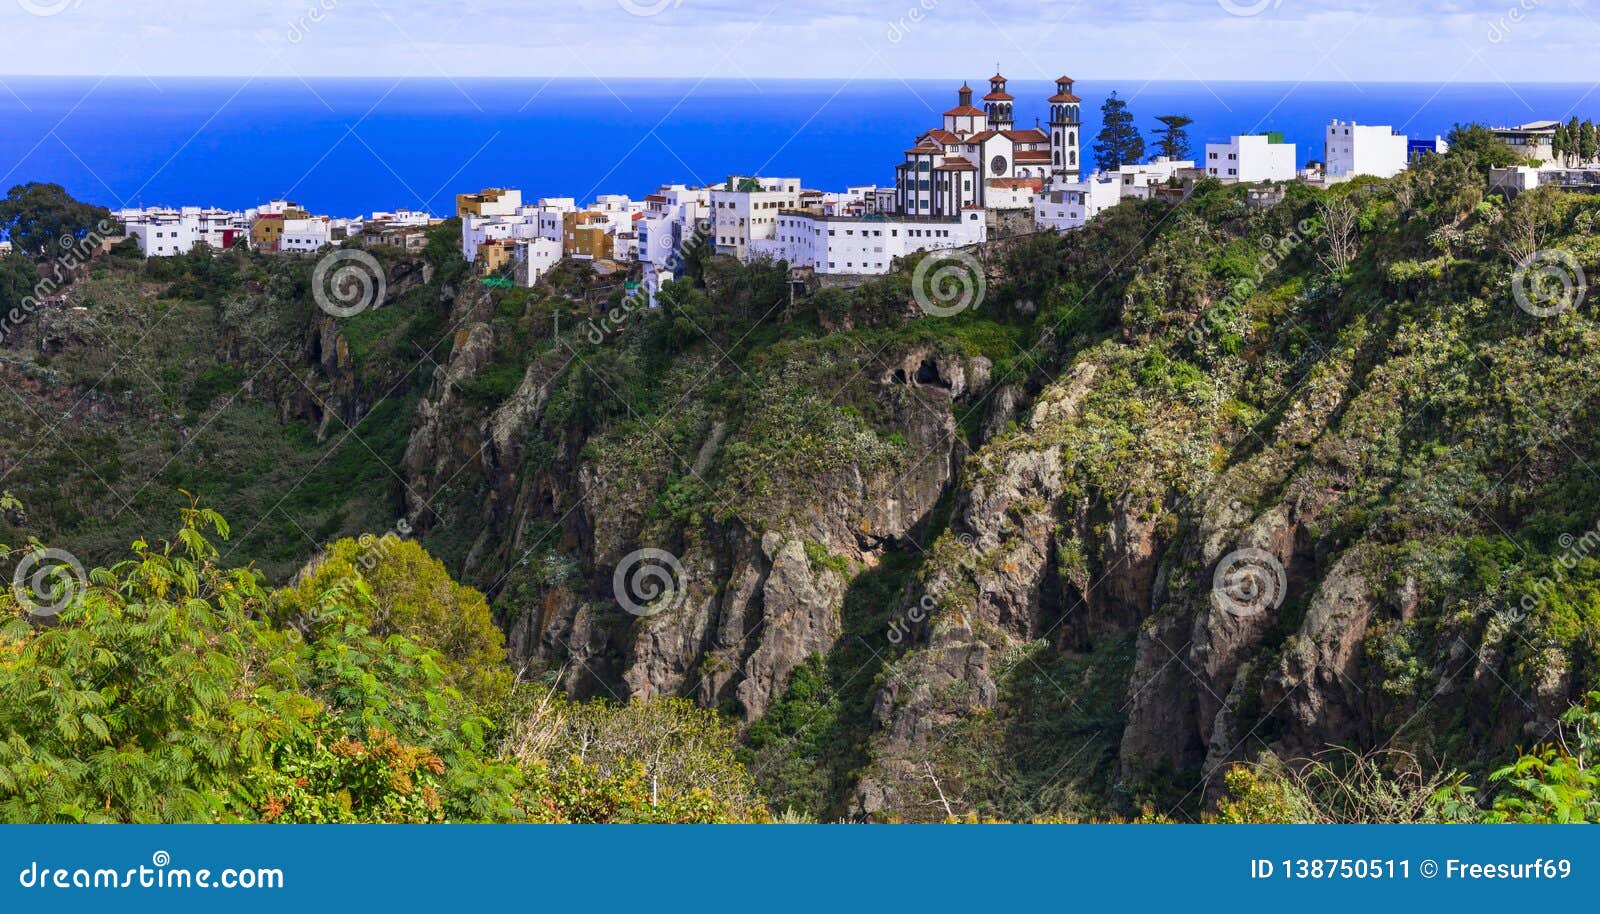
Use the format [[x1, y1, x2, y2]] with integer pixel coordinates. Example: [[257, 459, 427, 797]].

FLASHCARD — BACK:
[[1034, 172, 1122, 232], [711, 176, 803, 260], [514, 237, 564, 287], [1116, 157, 1195, 198], [748, 209, 986, 275], [1325, 120, 1409, 180], [1205, 135, 1298, 183], [279, 217, 333, 253]]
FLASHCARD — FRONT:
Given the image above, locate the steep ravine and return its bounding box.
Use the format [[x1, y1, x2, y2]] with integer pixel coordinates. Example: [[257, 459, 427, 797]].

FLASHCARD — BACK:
[[389, 170, 1600, 821]]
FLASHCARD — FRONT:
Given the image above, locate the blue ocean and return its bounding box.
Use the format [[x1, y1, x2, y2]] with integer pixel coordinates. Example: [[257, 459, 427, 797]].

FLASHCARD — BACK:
[[2, 77, 1596, 217]]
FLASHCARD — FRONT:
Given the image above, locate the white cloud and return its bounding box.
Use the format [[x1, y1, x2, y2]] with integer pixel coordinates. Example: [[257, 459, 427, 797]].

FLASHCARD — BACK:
[[0, 0, 1588, 80]]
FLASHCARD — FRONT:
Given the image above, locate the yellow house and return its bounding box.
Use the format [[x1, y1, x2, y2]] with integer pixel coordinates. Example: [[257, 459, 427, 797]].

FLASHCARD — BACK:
[[250, 205, 309, 252], [456, 188, 523, 219], [476, 239, 515, 274], [562, 211, 612, 260]]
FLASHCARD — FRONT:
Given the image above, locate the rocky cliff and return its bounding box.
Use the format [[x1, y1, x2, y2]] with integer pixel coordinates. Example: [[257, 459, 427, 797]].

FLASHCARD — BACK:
[[9, 159, 1600, 823]]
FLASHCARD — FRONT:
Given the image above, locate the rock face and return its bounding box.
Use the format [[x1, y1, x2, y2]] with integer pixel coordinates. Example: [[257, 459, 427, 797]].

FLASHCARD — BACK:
[[390, 195, 1585, 822], [405, 328, 978, 720]]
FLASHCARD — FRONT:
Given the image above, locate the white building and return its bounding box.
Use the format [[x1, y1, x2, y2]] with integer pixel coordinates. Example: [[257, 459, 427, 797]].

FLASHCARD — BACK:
[[280, 217, 333, 253], [1116, 157, 1195, 199], [1205, 135, 1298, 184], [125, 217, 198, 258], [117, 206, 250, 257], [371, 209, 433, 226], [711, 176, 803, 260], [638, 184, 712, 275], [1034, 172, 1123, 232], [514, 237, 564, 287], [1325, 120, 1409, 180], [748, 209, 987, 276], [1491, 121, 1558, 164]]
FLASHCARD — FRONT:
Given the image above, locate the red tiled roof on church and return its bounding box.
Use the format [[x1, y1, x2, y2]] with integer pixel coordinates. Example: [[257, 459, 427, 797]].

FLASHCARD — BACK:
[[1048, 91, 1082, 103], [943, 105, 986, 117], [983, 90, 1015, 101], [967, 130, 1002, 143], [925, 129, 962, 145], [1005, 129, 1050, 144], [936, 157, 978, 171], [1015, 150, 1052, 163]]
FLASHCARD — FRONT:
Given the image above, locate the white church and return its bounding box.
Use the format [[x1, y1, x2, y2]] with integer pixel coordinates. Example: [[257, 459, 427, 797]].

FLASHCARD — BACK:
[[894, 73, 1084, 217]]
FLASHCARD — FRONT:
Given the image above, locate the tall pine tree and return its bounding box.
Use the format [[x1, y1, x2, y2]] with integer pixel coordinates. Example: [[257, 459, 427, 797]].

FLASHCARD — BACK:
[[1094, 92, 1146, 172], [1153, 114, 1194, 161]]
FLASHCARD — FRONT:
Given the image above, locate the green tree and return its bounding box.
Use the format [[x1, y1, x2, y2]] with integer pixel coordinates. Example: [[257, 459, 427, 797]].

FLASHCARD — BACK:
[[274, 536, 513, 708], [1152, 114, 1194, 161], [0, 183, 111, 259], [0, 253, 38, 314], [1093, 92, 1145, 172], [503, 694, 766, 822], [1445, 123, 1528, 173], [1487, 692, 1600, 823], [1581, 119, 1598, 164], [0, 501, 523, 824]]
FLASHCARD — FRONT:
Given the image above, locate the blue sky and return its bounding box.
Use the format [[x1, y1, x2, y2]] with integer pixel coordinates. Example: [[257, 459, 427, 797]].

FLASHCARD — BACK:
[[0, 0, 1592, 82]]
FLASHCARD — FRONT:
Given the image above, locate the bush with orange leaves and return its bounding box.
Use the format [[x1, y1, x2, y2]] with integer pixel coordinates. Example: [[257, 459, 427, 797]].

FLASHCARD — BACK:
[[241, 724, 449, 824]]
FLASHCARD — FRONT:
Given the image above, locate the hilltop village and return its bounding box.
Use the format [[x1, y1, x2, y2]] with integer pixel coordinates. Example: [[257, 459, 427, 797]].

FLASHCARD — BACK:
[[103, 73, 1596, 306]]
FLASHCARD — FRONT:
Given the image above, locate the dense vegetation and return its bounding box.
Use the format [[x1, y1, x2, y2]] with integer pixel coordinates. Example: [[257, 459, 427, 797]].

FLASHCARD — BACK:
[[5, 124, 1600, 822]]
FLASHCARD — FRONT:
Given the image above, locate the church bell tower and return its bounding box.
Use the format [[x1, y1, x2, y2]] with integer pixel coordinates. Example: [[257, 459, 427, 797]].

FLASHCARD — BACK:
[[1048, 75, 1082, 184]]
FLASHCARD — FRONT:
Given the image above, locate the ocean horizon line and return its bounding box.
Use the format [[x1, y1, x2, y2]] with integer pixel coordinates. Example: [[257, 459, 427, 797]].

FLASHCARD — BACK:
[[1, 74, 1597, 88]]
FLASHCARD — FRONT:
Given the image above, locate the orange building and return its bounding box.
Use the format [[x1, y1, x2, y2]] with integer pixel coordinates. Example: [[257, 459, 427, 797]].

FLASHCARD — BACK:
[[562, 211, 613, 260], [250, 204, 310, 252]]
